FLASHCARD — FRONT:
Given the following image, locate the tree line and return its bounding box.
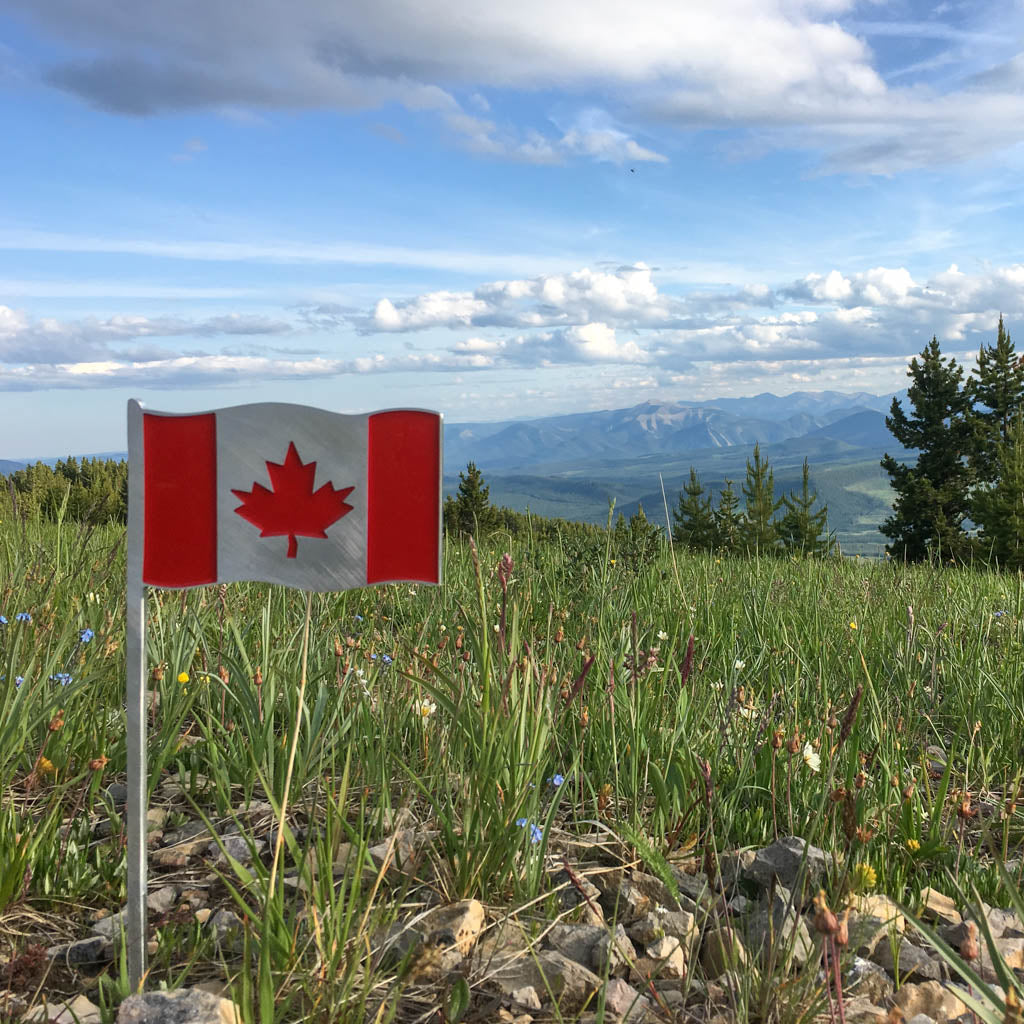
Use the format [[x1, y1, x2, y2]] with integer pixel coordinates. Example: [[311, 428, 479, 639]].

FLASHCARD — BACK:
[[3, 457, 129, 524], [880, 316, 1024, 567]]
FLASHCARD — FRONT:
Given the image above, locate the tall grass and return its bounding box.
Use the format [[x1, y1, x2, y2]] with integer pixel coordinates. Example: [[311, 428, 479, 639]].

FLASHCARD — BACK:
[[1, 505, 1022, 1021]]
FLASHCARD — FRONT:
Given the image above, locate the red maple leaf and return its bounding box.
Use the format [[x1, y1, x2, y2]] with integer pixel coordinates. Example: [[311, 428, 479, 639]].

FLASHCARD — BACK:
[[231, 442, 354, 558]]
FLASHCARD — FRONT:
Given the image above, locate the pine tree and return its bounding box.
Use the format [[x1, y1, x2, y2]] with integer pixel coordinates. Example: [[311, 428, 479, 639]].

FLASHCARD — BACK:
[[672, 468, 717, 551], [778, 458, 835, 557], [881, 336, 974, 563], [451, 461, 497, 537], [972, 413, 1024, 570], [740, 443, 781, 555], [714, 479, 742, 554], [969, 315, 1024, 486]]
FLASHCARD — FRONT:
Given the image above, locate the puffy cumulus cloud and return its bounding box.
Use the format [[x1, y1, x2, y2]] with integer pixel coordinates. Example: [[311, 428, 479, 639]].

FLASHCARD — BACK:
[[17, 0, 1024, 172], [359, 263, 674, 332]]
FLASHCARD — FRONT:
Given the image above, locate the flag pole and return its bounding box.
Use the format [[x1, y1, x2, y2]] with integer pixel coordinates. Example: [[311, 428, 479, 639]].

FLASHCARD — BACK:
[[125, 400, 148, 991]]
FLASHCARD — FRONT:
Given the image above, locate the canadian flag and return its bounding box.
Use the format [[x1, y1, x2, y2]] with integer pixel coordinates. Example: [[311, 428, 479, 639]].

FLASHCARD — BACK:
[[127, 400, 442, 590]]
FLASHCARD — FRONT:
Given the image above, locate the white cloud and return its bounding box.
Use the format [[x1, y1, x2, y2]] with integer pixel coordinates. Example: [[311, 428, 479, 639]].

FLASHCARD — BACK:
[[12, 0, 1024, 172]]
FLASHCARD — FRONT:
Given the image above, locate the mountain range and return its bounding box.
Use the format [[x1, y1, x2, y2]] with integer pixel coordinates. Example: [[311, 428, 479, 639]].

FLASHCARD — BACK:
[[2, 390, 910, 556]]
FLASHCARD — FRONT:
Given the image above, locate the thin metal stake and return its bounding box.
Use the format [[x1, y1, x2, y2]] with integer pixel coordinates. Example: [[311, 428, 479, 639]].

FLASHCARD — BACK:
[[125, 399, 149, 991], [125, 573, 148, 990]]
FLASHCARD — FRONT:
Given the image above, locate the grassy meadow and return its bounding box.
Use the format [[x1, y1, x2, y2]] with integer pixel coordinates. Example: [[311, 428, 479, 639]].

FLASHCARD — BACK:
[[1, 507, 1023, 1021]]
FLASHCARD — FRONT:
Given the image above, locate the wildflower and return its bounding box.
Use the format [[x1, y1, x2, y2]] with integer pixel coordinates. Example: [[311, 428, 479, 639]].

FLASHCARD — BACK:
[[177, 671, 189, 684], [515, 817, 528, 827], [408, 588, 417, 596], [802, 742, 821, 772], [36, 756, 56, 777], [734, 659, 745, 671], [86, 592, 98, 604], [609, 559, 616, 566], [416, 699, 437, 719], [849, 621, 857, 630], [906, 838, 921, 853], [530, 824, 543, 843], [0, 616, 6, 625], [354, 614, 363, 622], [550, 773, 565, 787], [851, 862, 877, 890], [89, 755, 109, 772], [49, 673, 72, 686], [380, 653, 393, 665], [15, 677, 23, 688], [79, 628, 95, 644], [15, 612, 30, 623], [657, 630, 668, 641], [995, 610, 1008, 618], [738, 706, 755, 720]]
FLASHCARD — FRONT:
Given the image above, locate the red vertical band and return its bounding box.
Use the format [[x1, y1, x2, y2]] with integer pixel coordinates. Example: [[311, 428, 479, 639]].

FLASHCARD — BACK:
[[142, 412, 217, 586], [366, 411, 440, 584]]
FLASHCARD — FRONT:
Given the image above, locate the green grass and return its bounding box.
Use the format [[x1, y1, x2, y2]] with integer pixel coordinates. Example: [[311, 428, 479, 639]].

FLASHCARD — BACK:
[[1, 508, 1023, 1021]]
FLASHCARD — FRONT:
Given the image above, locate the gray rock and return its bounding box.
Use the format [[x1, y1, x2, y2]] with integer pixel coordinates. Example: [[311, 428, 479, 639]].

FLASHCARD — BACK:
[[47, 936, 112, 965], [744, 885, 814, 968], [491, 950, 603, 1014], [547, 922, 603, 965], [117, 988, 241, 1023], [592, 924, 635, 977], [208, 909, 244, 952], [984, 907, 1024, 940], [870, 935, 945, 983], [90, 908, 127, 941], [603, 977, 650, 1021], [844, 955, 893, 1005], [892, 979, 967, 1021], [745, 837, 835, 901], [905, 1016, 937, 1024], [104, 783, 128, 805], [147, 886, 179, 915], [211, 835, 259, 866], [510, 985, 542, 1010]]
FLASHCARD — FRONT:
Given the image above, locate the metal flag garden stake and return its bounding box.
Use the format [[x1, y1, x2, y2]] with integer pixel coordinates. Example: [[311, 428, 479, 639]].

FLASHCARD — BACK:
[[125, 400, 443, 989]]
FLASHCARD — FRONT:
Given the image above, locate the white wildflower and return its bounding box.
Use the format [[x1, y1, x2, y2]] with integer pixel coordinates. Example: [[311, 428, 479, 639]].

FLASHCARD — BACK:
[[416, 699, 437, 719], [657, 630, 668, 641], [802, 742, 821, 772], [734, 659, 745, 671]]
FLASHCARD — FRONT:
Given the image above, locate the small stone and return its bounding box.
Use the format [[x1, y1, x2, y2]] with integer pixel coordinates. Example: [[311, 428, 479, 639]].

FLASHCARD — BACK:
[[870, 935, 945, 983], [22, 995, 103, 1024], [47, 937, 111, 965], [146, 808, 168, 831], [841, 997, 889, 1024], [91, 909, 127, 941], [983, 907, 1024, 939], [918, 887, 961, 927], [745, 885, 814, 968], [627, 914, 664, 946], [492, 950, 603, 1014], [905, 1016, 936, 1024], [745, 837, 835, 900], [641, 935, 686, 979], [104, 783, 128, 805], [845, 956, 893, 1005], [975, 935, 1024, 982], [603, 977, 650, 1021], [547, 923, 603, 966], [849, 894, 906, 957], [211, 835, 260, 866], [510, 986, 542, 1010], [592, 925, 635, 976], [421, 899, 486, 968], [209, 909, 244, 951], [117, 988, 241, 1023], [701, 925, 750, 978], [146, 886, 179, 915], [892, 980, 967, 1021]]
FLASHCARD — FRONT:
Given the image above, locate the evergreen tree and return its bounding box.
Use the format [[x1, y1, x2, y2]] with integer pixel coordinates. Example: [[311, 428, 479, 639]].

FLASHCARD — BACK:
[[778, 458, 835, 557], [672, 468, 717, 551], [969, 315, 1024, 486], [450, 461, 498, 537], [881, 336, 974, 563], [740, 443, 781, 555], [714, 479, 743, 554], [612, 502, 663, 570], [972, 413, 1024, 570]]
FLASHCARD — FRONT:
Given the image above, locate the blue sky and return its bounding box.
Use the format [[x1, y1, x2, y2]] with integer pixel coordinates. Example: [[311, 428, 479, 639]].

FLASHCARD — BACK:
[[2, 0, 1024, 457]]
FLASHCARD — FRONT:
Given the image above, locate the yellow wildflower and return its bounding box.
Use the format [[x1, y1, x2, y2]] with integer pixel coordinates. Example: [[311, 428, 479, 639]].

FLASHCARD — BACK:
[[906, 838, 920, 852], [177, 671, 189, 684], [849, 621, 858, 631]]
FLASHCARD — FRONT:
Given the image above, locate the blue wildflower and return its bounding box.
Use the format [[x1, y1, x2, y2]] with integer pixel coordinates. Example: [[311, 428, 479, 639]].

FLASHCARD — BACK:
[[15, 677, 23, 688], [529, 824, 543, 844], [354, 614, 364, 622], [515, 817, 528, 828], [0, 615, 7, 625], [49, 673, 72, 686], [15, 612, 30, 623], [381, 653, 393, 665], [995, 610, 1009, 618], [549, 773, 565, 787], [79, 628, 95, 643]]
